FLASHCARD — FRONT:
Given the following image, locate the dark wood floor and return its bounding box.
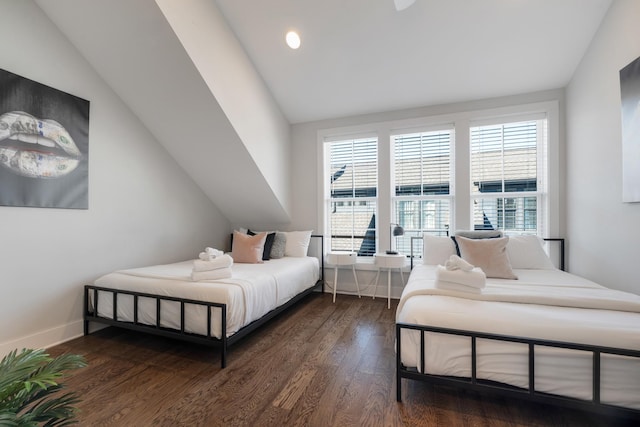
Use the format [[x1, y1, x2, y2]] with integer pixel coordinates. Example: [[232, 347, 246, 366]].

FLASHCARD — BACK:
[[48, 293, 636, 426]]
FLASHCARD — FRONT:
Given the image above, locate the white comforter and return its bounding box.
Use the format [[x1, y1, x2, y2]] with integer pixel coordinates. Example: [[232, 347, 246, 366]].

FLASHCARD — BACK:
[[91, 257, 319, 338], [397, 266, 640, 408]]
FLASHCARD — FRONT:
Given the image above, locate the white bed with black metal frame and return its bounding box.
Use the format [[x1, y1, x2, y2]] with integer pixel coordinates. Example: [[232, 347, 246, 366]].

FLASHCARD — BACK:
[[84, 235, 324, 368], [396, 234, 640, 420]]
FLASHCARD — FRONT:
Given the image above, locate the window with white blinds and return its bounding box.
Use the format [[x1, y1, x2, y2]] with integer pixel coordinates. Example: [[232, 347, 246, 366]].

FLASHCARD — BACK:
[[327, 137, 378, 256], [470, 119, 546, 234], [392, 129, 453, 254], [319, 101, 556, 262]]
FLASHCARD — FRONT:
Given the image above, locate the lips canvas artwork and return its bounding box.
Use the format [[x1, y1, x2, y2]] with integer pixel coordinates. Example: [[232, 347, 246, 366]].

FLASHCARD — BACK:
[[0, 69, 89, 209]]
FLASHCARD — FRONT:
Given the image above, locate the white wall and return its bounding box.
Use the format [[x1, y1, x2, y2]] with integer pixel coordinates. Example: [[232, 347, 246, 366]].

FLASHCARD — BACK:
[[566, 0, 640, 294], [291, 89, 565, 298], [155, 0, 292, 221], [36, 0, 291, 227], [0, 0, 231, 356]]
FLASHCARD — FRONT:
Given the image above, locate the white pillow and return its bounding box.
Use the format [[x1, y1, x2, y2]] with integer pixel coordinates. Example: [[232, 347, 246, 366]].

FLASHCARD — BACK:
[[284, 230, 313, 257], [422, 234, 456, 265], [506, 235, 555, 269]]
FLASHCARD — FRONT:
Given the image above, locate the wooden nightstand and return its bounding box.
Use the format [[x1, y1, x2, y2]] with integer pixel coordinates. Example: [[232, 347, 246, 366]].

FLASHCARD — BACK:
[[326, 251, 361, 303], [373, 253, 406, 309]]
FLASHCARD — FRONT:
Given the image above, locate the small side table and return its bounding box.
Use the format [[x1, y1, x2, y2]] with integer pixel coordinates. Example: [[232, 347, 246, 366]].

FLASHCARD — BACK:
[[326, 251, 361, 303], [373, 253, 406, 309]]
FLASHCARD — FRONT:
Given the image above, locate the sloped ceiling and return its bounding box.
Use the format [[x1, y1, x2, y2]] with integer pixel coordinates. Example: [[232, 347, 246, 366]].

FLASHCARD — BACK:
[[215, 0, 613, 124], [35, 0, 291, 226], [34, 0, 612, 227]]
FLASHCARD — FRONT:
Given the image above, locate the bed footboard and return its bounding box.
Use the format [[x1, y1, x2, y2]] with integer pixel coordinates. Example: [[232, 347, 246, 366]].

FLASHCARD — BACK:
[[84, 235, 325, 368], [396, 322, 640, 420], [84, 285, 229, 367]]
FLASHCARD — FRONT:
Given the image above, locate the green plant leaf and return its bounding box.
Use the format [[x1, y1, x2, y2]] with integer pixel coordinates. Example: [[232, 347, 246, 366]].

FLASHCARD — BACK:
[[0, 349, 86, 426]]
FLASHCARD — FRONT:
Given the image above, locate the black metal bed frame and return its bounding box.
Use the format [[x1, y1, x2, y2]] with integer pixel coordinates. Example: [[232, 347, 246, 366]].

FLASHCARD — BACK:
[[410, 236, 565, 271], [397, 235, 640, 420], [84, 235, 324, 369], [396, 323, 640, 420]]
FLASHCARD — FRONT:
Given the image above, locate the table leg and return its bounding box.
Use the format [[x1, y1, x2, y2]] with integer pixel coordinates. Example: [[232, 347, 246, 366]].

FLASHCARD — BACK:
[[333, 266, 338, 303], [387, 268, 391, 309], [372, 268, 381, 300], [352, 265, 361, 298]]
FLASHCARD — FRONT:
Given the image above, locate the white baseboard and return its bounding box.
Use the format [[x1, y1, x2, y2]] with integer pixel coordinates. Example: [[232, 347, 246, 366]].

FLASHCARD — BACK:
[[0, 320, 86, 358]]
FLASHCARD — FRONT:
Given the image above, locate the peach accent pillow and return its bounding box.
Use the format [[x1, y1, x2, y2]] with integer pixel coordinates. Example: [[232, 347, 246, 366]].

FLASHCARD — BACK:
[[456, 236, 518, 279], [231, 231, 267, 264]]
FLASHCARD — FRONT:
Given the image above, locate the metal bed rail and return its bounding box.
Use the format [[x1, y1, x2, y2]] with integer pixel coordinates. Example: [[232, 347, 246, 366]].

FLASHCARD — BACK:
[[84, 235, 325, 369], [396, 322, 640, 420], [410, 235, 565, 271], [84, 284, 229, 366], [311, 234, 325, 292]]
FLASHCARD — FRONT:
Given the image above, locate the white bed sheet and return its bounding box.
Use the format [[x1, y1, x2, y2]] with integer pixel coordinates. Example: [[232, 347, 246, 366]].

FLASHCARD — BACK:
[[397, 265, 640, 409], [90, 256, 319, 338]]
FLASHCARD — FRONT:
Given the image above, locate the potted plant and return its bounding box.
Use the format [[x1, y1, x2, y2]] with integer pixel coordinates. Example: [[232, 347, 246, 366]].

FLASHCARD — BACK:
[[0, 348, 86, 425]]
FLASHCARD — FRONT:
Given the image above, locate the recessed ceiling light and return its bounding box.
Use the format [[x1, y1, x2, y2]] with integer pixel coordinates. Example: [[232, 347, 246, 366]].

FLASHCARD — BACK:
[[394, 0, 415, 11], [286, 31, 301, 49]]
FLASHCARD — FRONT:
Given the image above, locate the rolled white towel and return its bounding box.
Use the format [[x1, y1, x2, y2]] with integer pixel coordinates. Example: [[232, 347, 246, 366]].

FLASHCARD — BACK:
[[435, 265, 486, 289], [206, 247, 224, 257], [434, 280, 483, 294], [193, 254, 234, 272], [191, 267, 232, 281], [198, 247, 225, 261], [444, 255, 474, 272]]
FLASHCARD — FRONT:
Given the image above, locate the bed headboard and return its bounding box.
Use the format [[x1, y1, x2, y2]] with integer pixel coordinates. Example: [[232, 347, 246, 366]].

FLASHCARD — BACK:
[[228, 232, 325, 289], [409, 235, 565, 271]]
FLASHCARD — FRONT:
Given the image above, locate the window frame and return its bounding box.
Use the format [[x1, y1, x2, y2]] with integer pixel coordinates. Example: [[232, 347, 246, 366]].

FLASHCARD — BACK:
[[317, 100, 560, 264], [469, 112, 550, 236], [321, 132, 379, 256], [391, 124, 456, 254]]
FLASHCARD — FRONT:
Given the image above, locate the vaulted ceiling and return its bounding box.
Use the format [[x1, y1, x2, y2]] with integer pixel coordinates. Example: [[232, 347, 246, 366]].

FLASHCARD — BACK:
[[36, 0, 293, 226], [34, 0, 612, 226], [215, 0, 612, 123]]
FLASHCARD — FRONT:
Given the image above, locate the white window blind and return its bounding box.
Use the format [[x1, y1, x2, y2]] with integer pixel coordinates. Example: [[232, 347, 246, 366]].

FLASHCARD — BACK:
[[319, 102, 556, 262], [327, 137, 378, 255], [393, 129, 453, 254], [470, 119, 545, 234]]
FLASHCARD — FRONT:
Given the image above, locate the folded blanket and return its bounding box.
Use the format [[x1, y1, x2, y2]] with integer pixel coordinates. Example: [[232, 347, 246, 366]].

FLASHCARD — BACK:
[[435, 265, 486, 289], [199, 247, 225, 261], [444, 254, 474, 272], [434, 280, 483, 294], [191, 267, 232, 281], [398, 266, 640, 315], [193, 254, 233, 272]]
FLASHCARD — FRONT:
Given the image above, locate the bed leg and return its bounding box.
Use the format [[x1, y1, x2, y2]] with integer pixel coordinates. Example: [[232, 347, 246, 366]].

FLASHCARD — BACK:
[[220, 346, 227, 369], [396, 323, 402, 402], [83, 286, 89, 336]]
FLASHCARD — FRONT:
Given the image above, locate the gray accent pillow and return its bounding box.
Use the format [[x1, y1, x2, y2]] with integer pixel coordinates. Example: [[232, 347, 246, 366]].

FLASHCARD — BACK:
[[270, 232, 286, 259], [452, 230, 503, 256], [456, 236, 518, 279], [454, 230, 503, 239]]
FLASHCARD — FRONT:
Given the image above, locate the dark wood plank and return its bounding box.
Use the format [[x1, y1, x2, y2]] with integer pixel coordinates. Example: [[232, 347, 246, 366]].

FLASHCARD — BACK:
[[47, 293, 637, 426]]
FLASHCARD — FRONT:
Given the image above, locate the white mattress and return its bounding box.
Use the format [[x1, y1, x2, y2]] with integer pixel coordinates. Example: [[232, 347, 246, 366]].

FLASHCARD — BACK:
[[90, 256, 319, 338], [397, 265, 640, 409]]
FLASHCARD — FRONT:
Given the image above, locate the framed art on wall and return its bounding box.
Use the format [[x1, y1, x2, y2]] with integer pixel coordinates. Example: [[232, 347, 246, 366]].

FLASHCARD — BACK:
[[620, 55, 640, 203], [0, 68, 89, 209]]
